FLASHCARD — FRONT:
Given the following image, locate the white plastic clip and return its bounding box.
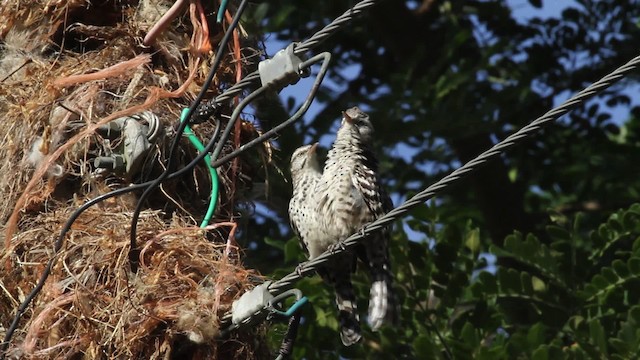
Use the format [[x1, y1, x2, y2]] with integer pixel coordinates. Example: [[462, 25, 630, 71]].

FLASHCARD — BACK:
[[258, 43, 305, 92], [231, 282, 274, 325]]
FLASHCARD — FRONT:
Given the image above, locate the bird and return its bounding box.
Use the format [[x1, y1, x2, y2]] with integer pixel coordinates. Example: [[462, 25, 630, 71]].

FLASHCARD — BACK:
[[288, 142, 363, 346], [288, 143, 322, 255], [314, 106, 398, 333]]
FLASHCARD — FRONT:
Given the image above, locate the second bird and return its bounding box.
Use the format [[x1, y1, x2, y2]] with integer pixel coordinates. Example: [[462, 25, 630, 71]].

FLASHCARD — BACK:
[[289, 106, 398, 346]]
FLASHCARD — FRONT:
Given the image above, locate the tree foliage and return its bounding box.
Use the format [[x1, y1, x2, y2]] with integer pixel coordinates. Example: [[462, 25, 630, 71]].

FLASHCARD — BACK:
[[240, 0, 640, 358]]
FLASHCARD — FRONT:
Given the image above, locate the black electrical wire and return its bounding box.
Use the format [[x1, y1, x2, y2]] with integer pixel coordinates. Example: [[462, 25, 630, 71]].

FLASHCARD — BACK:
[[275, 314, 302, 360], [128, 0, 249, 272]]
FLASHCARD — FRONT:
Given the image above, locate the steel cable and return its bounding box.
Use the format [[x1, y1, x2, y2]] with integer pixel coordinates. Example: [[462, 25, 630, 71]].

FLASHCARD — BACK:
[[265, 54, 640, 297]]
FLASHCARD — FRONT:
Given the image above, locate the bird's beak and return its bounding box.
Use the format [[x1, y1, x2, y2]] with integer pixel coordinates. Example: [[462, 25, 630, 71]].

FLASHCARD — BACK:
[[342, 111, 354, 124], [309, 142, 319, 154]]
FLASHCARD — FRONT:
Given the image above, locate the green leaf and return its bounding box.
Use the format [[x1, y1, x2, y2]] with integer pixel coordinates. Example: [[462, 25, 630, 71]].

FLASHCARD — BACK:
[[633, 236, 640, 254], [315, 307, 327, 327], [565, 344, 589, 359], [531, 346, 548, 360], [252, 2, 269, 21], [630, 306, 640, 323], [628, 257, 640, 275], [413, 335, 437, 358], [527, 323, 546, 347], [271, 4, 295, 27], [590, 228, 606, 247], [498, 268, 521, 293], [589, 320, 608, 353], [568, 316, 585, 331], [479, 271, 498, 294], [465, 228, 481, 254], [410, 203, 435, 221], [546, 225, 570, 242], [521, 272, 534, 295], [581, 284, 598, 298], [608, 216, 624, 233], [532, 276, 547, 292], [461, 322, 479, 348], [264, 236, 285, 250], [591, 274, 609, 289], [598, 225, 612, 242], [601, 267, 619, 284], [622, 211, 640, 231], [435, 71, 470, 99], [503, 233, 521, 252], [283, 238, 302, 263], [547, 344, 563, 359], [495, 232, 563, 288], [608, 338, 629, 355], [612, 259, 630, 278]]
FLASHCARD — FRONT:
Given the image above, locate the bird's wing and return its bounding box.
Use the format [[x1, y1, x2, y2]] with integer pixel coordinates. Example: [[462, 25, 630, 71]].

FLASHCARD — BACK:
[[292, 218, 311, 257], [351, 148, 390, 219]]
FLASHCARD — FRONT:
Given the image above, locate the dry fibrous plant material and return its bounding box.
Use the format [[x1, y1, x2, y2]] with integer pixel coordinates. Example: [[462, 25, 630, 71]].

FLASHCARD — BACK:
[[0, 0, 270, 358], [2, 207, 264, 359]]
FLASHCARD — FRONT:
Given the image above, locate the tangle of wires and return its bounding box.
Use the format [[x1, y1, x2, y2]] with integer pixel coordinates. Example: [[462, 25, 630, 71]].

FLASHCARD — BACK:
[[1, 0, 382, 355], [0, 0, 248, 355], [128, 0, 250, 273]]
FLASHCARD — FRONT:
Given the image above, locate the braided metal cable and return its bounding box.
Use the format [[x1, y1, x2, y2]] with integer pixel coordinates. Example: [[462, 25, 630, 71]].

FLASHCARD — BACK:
[[213, 72, 260, 105], [265, 54, 640, 295], [200, 0, 381, 112], [294, 0, 378, 55], [217, 54, 640, 333]]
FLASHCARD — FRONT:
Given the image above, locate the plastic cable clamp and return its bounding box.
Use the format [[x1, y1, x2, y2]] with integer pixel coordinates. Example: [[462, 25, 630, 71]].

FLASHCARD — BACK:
[[231, 282, 273, 325], [258, 43, 305, 92]]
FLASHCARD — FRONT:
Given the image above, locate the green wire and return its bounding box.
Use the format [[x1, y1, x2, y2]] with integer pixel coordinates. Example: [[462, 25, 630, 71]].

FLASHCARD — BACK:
[[181, 108, 219, 227], [216, 0, 229, 23]]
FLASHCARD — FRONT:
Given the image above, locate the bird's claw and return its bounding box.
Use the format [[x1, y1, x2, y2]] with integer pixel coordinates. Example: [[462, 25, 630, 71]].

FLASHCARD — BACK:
[[294, 263, 306, 277], [328, 241, 347, 253]]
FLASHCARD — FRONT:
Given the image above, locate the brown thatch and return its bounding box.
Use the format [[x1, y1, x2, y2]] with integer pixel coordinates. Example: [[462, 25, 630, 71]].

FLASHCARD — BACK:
[[0, 0, 269, 358]]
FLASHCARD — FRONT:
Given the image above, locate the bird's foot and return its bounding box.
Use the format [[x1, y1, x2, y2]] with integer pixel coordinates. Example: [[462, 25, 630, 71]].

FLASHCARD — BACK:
[[328, 241, 347, 253], [294, 262, 307, 277]]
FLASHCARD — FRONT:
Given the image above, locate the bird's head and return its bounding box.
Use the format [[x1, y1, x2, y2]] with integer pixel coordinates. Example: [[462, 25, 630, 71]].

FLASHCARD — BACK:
[[290, 143, 321, 181], [341, 106, 374, 144]]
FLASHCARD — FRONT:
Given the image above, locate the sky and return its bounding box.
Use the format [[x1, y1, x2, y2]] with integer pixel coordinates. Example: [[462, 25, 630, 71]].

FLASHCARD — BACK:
[[506, 0, 573, 21]]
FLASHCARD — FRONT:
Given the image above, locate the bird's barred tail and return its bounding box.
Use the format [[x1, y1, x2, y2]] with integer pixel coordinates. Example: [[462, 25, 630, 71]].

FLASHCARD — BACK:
[[334, 280, 362, 346], [319, 256, 362, 346], [368, 271, 399, 331], [365, 233, 400, 331]]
